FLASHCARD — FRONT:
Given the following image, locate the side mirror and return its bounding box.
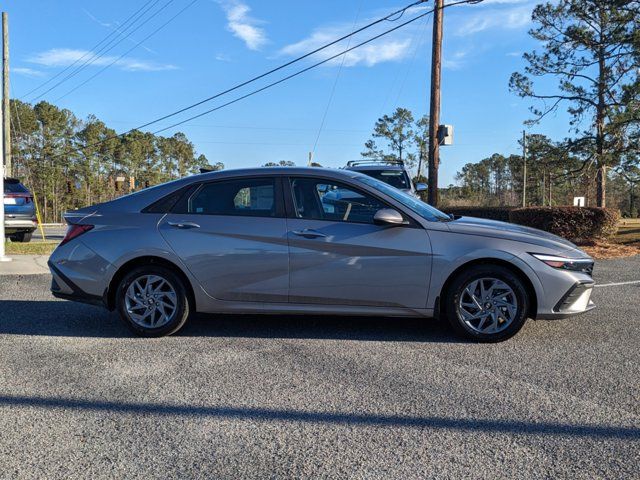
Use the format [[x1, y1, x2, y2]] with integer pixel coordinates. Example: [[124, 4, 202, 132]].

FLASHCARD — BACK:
[[415, 183, 427, 192], [373, 208, 408, 226]]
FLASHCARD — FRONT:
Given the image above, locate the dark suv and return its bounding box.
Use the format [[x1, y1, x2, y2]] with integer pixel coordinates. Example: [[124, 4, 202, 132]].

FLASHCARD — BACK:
[[345, 160, 426, 198], [3, 177, 37, 243]]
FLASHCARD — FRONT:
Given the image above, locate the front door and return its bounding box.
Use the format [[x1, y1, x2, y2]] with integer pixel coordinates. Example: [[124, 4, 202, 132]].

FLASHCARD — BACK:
[[286, 177, 431, 309], [159, 176, 289, 303]]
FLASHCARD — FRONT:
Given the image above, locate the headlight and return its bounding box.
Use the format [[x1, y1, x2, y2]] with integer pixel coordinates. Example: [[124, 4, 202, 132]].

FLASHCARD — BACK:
[[531, 253, 594, 274]]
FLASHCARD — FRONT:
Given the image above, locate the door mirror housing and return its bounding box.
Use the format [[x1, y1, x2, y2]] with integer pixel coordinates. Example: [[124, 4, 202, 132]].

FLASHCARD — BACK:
[[415, 183, 427, 192], [373, 208, 408, 226]]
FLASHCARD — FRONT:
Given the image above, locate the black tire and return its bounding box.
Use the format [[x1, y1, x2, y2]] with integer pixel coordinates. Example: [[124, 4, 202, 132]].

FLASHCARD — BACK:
[[10, 231, 32, 243], [444, 264, 529, 342], [115, 265, 191, 337]]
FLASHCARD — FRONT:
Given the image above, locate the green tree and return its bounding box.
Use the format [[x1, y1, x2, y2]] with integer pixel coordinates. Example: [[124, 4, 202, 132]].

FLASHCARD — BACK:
[[362, 107, 415, 167], [263, 160, 296, 167], [509, 0, 640, 207]]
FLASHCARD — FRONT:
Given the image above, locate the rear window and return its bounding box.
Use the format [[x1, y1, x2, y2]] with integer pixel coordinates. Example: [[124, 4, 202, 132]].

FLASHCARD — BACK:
[[359, 170, 410, 189], [3, 180, 29, 194]]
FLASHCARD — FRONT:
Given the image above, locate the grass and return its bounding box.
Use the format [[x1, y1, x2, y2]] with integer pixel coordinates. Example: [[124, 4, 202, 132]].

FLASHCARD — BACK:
[[614, 227, 640, 245], [4, 241, 58, 255]]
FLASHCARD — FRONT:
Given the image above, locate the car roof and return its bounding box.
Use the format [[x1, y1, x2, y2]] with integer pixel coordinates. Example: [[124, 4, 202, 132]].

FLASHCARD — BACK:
[[193, 166, 360, 180], [77, 167, 366, 214]]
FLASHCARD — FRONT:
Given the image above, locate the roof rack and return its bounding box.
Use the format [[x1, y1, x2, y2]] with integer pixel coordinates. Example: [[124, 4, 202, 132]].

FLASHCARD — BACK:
[[346, 159, 405, 168]]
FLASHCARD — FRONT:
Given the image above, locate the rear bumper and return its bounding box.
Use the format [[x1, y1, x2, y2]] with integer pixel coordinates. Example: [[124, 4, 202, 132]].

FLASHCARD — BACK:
[[536, 281, 595, 319], [49, 260, 106, 307], [4, 218, 37, 234]]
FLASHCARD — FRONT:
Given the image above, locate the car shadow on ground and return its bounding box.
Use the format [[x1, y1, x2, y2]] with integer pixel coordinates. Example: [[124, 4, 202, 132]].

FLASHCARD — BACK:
[[0, 300, 462, 343]]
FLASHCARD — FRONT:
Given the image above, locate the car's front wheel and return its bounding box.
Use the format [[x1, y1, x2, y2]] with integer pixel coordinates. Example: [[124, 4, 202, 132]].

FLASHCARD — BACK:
[[115, 265, 191, 337], [444, 264, 529, 342]]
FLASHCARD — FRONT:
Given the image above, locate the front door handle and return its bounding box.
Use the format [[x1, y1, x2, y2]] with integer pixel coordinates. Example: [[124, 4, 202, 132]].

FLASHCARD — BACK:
[[167, 221, 200, 229], [291, 229, 327, 239]]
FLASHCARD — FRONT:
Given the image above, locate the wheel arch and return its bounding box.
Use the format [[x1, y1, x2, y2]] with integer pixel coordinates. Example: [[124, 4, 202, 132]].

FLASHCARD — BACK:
[[105, 256, 196, 312], [436, 258, 538, 319]]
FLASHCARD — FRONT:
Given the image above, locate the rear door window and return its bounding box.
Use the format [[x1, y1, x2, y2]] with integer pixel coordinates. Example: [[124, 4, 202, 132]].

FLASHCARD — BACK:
[[177, 178, 277, 217]]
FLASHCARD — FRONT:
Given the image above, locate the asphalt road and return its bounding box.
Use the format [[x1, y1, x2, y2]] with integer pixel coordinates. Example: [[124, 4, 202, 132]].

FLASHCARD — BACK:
[[31, 225, 66, 243], [0, 257, 638, 479]]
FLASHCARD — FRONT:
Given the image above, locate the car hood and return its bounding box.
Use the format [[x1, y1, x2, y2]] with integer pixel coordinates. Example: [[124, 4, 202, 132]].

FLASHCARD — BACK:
[[446, 216, 579, 253]]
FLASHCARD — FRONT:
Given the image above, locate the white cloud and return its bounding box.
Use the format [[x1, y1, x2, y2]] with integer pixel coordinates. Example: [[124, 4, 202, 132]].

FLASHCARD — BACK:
[[280, 18, 415, 68], [217, 1, 267, 50], [443, 50, 468, 70], [13, 67, 44, 77], [455, 5, 532, 36], [27, 48, 177, 72]]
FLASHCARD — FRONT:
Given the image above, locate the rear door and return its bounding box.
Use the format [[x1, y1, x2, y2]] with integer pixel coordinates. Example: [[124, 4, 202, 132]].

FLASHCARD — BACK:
[[285, 177, 431, 309], [159, 176, 289, 303]]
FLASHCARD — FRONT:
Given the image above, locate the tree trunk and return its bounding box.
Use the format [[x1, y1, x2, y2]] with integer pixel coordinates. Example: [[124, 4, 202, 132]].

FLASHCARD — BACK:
[[595, 8, 607, 208], [596, 165, 606, 208]]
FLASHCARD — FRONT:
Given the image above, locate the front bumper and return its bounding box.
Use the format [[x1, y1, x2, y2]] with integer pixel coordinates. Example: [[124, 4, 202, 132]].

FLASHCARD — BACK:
[[536, 280, 595, 319]]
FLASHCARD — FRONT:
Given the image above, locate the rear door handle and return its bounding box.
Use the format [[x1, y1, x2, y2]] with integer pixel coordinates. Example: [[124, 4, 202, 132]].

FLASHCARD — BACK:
[[291, 229, 327, 239], [167, 221, 200, 229]]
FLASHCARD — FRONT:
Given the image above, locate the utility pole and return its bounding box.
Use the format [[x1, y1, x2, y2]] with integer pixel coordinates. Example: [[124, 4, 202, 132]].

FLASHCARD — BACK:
[[522, 130, 527, 207], [2, 12, 9, 178], [0, 11, 10, 262], [427, 0, 443, 207]]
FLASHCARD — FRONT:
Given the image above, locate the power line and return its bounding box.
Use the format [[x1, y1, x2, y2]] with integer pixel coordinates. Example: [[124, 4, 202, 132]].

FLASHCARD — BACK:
[[19, 0, 159, 99], [130, 0, 429, 132], [150, 8, 437, 135], [54, 0, 198, 102], [28, 0, 175, 102], [47, 0, 480, 162], [310, 0, 364, 159]]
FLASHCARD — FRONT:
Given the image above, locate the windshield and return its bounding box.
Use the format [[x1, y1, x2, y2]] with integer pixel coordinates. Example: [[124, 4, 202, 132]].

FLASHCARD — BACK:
[[356, 174, 451, 222], [360, 169, 410, 189]]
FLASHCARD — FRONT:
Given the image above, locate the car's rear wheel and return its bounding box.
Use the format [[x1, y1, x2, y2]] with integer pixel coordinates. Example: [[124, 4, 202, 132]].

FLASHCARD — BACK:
[[115, 265, 191, 337], [10, 231, 32, 243], [444, 264, 529, 342]]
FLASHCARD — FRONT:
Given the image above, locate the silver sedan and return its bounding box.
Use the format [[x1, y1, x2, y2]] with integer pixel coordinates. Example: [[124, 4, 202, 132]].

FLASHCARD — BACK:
[[49, 167, 595, 341]]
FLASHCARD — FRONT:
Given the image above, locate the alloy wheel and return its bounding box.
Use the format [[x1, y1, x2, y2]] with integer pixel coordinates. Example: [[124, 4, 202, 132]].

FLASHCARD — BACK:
[[457, 277, 518, 334], [124, 274, 178, 328]]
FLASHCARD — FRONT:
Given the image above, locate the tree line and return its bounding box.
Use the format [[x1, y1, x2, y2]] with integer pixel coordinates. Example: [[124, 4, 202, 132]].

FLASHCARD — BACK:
[[448, 133, 639, 216], [9, 99, 221, 223]]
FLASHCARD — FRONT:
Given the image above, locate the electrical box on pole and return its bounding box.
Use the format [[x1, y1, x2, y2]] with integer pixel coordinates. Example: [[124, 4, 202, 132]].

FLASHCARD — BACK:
[[437, 125, 453, 146]]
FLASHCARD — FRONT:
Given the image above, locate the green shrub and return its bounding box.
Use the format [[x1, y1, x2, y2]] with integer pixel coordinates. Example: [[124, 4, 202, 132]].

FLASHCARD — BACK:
[[442, 206, 516, 222], [509, 207, 620, 242]]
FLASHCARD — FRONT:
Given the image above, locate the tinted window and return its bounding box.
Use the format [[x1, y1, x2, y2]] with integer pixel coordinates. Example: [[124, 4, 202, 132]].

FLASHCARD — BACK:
[[143, 185, 195, 213], [360, 169, 410, 189], [290, 178, 386, 224], [4, 180, 29, 194], [185, 178, 276, 217], [355, 174, 451, 222]]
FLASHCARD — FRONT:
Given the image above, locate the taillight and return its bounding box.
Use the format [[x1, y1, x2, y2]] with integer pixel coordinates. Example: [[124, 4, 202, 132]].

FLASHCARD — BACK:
[[60, 224, 94, 246]]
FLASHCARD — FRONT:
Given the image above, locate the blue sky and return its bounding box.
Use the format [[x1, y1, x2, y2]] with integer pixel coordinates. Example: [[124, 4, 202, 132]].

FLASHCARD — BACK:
[[6, 0, 570, 185]]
